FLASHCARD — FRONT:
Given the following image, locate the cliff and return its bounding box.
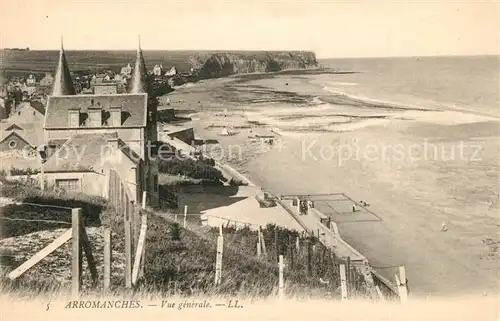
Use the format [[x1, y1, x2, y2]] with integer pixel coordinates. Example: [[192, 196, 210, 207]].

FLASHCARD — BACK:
[[195, 51, 318, 79]]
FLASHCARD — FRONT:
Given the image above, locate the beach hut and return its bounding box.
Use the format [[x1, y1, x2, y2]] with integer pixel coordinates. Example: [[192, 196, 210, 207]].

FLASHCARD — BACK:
[[219, 127, 230, 136]]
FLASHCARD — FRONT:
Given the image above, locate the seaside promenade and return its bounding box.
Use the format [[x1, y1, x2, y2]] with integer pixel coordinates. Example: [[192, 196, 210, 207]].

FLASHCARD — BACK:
[[275, 197, 366, 262]]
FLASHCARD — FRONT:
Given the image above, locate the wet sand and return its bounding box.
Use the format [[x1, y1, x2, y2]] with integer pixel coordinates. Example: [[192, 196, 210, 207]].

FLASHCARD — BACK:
[[161, 72, 499, 298]]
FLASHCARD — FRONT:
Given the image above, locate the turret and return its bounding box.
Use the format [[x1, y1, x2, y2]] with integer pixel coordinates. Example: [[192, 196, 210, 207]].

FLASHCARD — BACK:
[[129, 36, 147, 93], [51, 37, 75, 96]]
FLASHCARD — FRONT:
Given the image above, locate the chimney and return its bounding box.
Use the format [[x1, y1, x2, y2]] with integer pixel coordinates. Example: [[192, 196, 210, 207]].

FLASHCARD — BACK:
[[88, 104, 102, 127], [109, 106, 122, 127], [68, 108, 80, 128]]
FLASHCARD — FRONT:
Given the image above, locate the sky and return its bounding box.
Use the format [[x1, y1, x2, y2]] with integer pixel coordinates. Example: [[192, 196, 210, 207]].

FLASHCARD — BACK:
[[1, 0, 499, 58]]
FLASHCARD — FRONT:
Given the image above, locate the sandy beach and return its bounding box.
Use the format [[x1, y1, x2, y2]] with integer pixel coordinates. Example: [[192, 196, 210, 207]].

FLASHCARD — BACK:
[[160, 68, 499, 298]]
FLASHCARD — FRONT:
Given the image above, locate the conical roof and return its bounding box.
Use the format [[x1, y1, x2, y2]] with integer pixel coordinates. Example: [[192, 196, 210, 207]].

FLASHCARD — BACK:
[[51, 38, 75, 96], [129, 36, 147, 93]]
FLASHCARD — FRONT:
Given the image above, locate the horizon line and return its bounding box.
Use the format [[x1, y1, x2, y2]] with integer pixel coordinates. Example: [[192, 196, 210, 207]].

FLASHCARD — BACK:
[[1, 48, 498, 60]]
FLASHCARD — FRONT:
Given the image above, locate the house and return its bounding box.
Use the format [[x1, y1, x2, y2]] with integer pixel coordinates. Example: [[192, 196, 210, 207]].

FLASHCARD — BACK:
[[41, 40, 159, 204], [113, 74, 127, 85], [7, 101, 45, 124], [41, 132, 141, 198], [120, 63, 132, 77], [0, 121, 43, 152], [153, 64, 163, 76], [93, 83, 118, 95], [39, 73, 54, 87], [159, 124, 195, 145], [26, 74, 37, 86], [165, 66, 177, 76]]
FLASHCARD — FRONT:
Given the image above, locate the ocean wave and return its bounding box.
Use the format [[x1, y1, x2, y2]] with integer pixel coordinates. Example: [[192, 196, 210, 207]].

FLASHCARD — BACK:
[[325, 81, 359, 86], [321, 86, 500, 119], [321, 86, 432, 112]]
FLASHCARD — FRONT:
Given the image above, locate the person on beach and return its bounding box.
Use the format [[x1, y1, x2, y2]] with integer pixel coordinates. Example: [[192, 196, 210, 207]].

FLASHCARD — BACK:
[[352, 203, 357, 212]]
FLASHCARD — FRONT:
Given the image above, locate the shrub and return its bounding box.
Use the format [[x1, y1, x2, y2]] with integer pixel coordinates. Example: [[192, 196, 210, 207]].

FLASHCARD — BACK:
[[158, 158, 224, 183], [158, 184, 179, 209], [9, 167, 39, 176], [170, 222, 181, 241], [197, 155, 215, 167], [229, 177, 248, 186], [0, 179, 107, 236]]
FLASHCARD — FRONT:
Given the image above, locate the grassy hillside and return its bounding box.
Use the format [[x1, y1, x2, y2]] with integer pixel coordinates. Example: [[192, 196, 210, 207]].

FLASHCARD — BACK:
[[0, 178, 358, 299], [1, 50, 317, 77]]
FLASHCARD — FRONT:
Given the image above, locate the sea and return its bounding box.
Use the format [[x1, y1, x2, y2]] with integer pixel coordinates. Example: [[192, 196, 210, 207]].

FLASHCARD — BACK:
[[318, 55, 499, 118], [2, 51, 498, 120]]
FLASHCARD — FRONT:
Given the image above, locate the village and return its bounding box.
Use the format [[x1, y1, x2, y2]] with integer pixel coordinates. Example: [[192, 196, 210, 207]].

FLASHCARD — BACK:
[[0, 51, 194, 126], [0, 41, 203, 201], [0, 40, 404, 305]]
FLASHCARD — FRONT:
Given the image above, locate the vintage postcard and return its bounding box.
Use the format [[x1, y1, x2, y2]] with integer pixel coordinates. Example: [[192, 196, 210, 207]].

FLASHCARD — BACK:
[[0, 1, 498, 320]]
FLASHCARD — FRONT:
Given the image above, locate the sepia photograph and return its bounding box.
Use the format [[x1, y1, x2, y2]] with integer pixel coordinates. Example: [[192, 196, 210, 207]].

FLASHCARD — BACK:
[[0, 1, 498, 320]]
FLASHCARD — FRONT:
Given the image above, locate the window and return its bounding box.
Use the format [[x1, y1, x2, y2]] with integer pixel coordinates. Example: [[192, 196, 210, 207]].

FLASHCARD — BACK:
[[69, 112, 79, 128], [8, 140, 17, 148], [55, 179, 80, 192]]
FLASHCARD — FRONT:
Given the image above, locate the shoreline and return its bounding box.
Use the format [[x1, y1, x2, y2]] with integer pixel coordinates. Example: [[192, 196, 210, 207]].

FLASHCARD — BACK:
[[160, 67, 499, 298]]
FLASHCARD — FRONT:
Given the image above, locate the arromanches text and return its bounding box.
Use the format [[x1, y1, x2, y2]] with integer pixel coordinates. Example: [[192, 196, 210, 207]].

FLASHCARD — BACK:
[[65, 300, 142, 309]]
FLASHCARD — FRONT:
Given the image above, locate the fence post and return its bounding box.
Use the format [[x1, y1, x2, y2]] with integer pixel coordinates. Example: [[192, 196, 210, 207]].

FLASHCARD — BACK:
[[375, 286, 385, 300], [80, 221, 98, 286], [132, 213, 148, 285], [119, 183, 124, 215], [138, 206, 146, 279], [142, 191, 147, 210], [339, 264, 348, 301], [346, 257, 351, 296], [259, 227, 267, 256], [124, 219, 132, 288], [295, 236, 300, 252], [278, 255, 284, 300], [40, 160, 44, 191], [131, 202, 139, 249], [183, 205, 187, 228], [214, 226, 223, 286], [257, 228, 262, 258], [103, 227, 111, 291], [274, 228, 279, 261], [396, 265, 409, 303], [71, 208, 82, 297], [306, 240, 312, 277], [128, 201, 137, 257]]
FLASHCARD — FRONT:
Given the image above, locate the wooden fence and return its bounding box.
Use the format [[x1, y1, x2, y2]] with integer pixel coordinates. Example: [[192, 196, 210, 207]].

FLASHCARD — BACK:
[[6, 168, 149, 297], [105, 168, 149, 290], [257, 226, 378, 300], [7, 208, 97, 298]]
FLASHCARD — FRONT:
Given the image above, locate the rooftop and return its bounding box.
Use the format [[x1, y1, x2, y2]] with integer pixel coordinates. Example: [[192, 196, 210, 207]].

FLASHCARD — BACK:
[[0, 121, 44, 148], [44, 93, 148, 128], [43, 132, 140, 173]]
